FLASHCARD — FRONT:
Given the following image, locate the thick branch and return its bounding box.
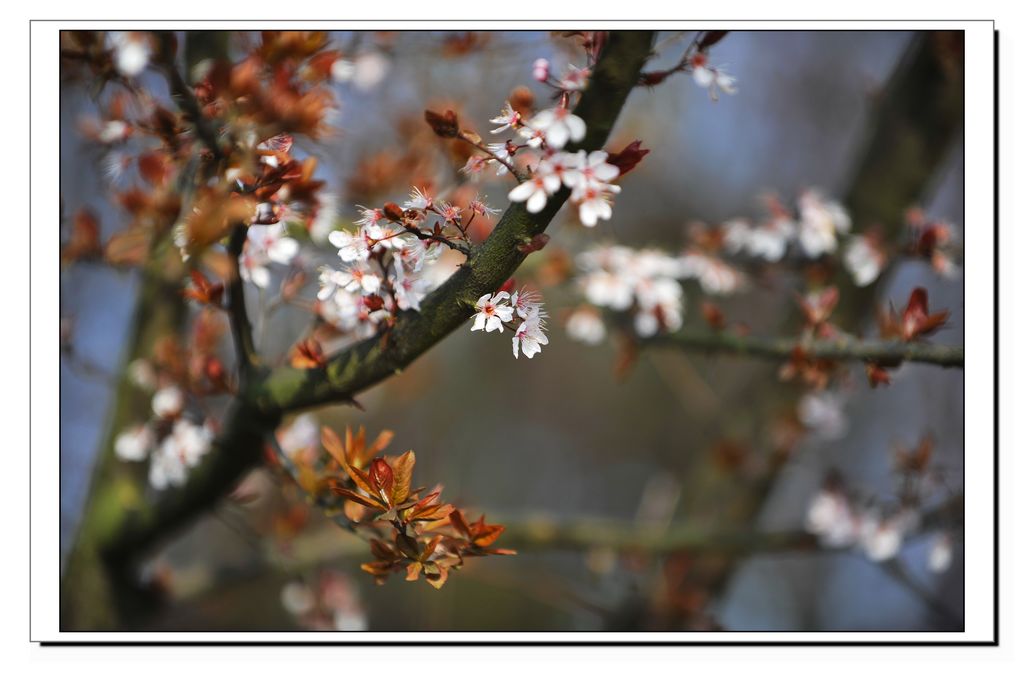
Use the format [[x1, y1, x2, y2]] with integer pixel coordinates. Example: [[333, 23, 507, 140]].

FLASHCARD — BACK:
[[648, 330, 964, 368]]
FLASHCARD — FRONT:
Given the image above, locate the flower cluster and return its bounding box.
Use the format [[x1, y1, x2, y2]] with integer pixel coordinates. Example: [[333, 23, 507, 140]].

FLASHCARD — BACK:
[[574, 245, 687, 338], [804, 481, 919, 561], [804, 452, 957, 572], [316, 190, 494, 340], [456, 56, 628, 228], [114, 385, 214, 490], [723, 190, 852, 262], [470, 288, 549, 359]]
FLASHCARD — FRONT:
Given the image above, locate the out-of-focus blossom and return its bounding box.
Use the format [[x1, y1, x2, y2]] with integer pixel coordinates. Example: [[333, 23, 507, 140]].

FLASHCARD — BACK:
[[565, 306, 607, 345], [858, 512, 904, 562], [278, 413, 320, 459], [114, 424, 155, 462], [241, 223, 300, 289], [532, 57, 550, 82], [928, 533, 953, 573], [677, 251, 744, 295], [843, 234, 887, 286], [152, 385, 185, 419], [149, 420, 213, 490], [797, 391, 847, 440], [805, 488, 859, 548], [796, 190, 851, 258], [108, 32, 151, 77]]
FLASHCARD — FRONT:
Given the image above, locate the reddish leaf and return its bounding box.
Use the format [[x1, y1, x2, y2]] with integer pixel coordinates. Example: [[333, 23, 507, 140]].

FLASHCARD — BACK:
[[606, 140, 650, 176]]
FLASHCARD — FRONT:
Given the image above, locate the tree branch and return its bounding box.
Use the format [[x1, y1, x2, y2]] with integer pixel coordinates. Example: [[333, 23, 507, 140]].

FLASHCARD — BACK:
[[647, 329, 964, 368], [225, 222, 259, 375]]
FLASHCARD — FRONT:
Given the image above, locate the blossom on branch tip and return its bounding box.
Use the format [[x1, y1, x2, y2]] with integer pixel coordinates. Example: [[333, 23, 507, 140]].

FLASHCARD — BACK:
[[691, 53, 737, 101], [489, 101, 523, 134]]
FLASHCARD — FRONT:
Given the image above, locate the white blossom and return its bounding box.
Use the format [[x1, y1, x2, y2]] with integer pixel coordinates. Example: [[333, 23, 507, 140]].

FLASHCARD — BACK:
[[797, 391, 847, 440], [148, 420, 213, 490], [843, 235, 886, 287], [240, 223, 300, 289], [797, 190, 851, 258], [512, 317, 549, 359], [152, 385, 185, 419], [508, 168, 561, 214], [471, 292, 514, 333], [525, 107, 586, 150], [565, 307, 606, 345], [928, 533, 953, 573], [114, 424, 155, 462], [109, 32, 151, 77]]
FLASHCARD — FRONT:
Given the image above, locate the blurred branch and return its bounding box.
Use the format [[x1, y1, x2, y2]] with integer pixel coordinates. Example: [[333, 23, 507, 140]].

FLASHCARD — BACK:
[[835, 31, 964, 328], [226, 222, 259, 375], [648, 330, 964, 368], [155, 31, 226, 163], [250, 495, 962, 575]]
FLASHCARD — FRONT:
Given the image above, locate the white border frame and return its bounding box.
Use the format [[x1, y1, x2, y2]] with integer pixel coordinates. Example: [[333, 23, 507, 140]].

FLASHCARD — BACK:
[[30, 19, 996, 644]]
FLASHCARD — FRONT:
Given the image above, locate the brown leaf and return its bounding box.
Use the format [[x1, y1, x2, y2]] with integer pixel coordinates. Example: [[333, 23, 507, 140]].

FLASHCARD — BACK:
[[424, 109, 460, 138], [389, 450, 416, 505]]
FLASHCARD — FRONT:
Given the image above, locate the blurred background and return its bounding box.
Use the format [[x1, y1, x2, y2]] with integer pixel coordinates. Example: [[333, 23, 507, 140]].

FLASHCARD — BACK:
[[60, 30, 964, 631]]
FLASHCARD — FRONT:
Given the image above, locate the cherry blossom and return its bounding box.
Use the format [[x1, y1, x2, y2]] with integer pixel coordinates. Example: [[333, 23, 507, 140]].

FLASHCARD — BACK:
[[797, 391, 847, 440], [489, 101, 523, 134], [927, 533, 953, 573], [691, 53, 738, 101], [114, 424, 155, 462], [512, 317, 549, 359], [148, 420, 213, 490], [485, 142, 515, 176], [329, 228, 372, 263], [510, 288, 545, 321], [804, 488, 859, 548], [526, 107, 586, 150], [240, 223, 300, 289], [471, 292, 514, 333], [402, 187, 434, 212], [532, 58, 550, 82], [508, 166, 562, 213], [108, 32, 151, 78], [843, 234, 887, 286], [152, 385, 185, 419], [677, 251, 744, 295], [796, 190, 852, 258], [565, 307, 607, 345], [858, 512, 905, 562]]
